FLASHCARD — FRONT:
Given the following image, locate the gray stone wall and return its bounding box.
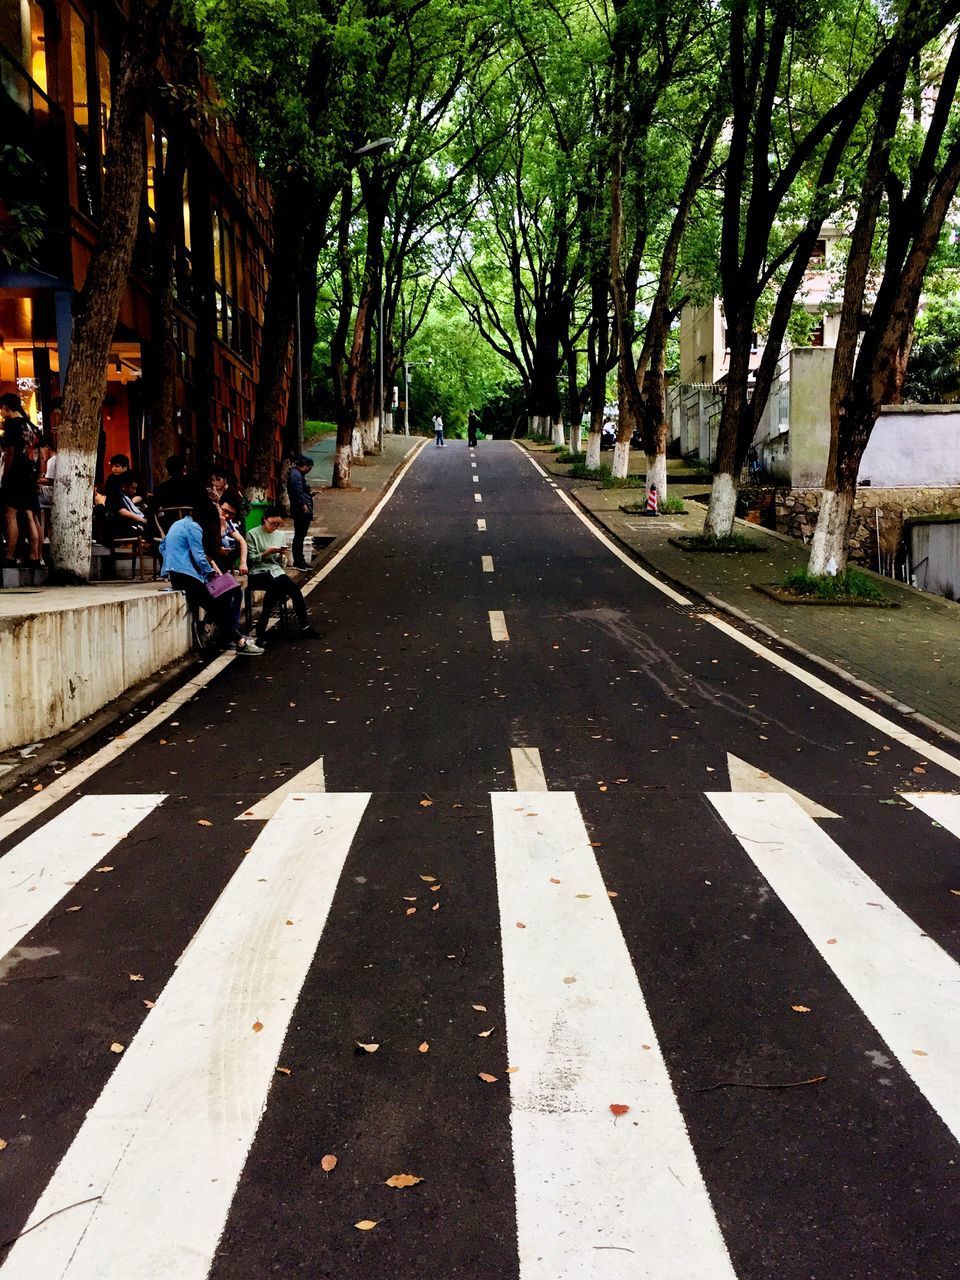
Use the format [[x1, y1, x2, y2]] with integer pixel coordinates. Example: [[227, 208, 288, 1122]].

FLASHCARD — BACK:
[[774, 487, 960, 570]]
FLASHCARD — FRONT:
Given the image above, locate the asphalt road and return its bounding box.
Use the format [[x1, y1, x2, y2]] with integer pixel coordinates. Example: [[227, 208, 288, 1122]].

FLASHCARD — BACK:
[[2, 440, 960, 1279]]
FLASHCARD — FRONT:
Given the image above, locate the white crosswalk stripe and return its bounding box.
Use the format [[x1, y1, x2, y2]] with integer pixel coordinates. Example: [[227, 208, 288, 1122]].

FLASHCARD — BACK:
[[709, 791, 960, 1142], [1, 793, 370, 1280], [492, 791, 735, 1278], [0, 795, 165, 957], [902, 791, 960, 838]]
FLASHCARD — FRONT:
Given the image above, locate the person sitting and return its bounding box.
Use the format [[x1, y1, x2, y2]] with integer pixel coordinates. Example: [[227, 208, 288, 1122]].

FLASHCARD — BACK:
[[216, 489, 248, 577], [205, 465, 231, 505], [0, 392, 42, 567], [246, 505, 319, 644], [103, 454, 132, 511], [153, 455, 198, 518], [105, 471, 149, 543], [159, 496, 262, 655]]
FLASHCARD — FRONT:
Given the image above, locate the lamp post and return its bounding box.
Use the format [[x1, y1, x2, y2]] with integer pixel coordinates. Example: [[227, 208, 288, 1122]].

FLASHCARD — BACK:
[[402, 357, 432, 436]]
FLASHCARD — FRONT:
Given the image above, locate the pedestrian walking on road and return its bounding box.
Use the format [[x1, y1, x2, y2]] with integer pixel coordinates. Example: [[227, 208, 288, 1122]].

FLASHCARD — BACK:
[[247, 506, 319, 643], [286, 455, 315, 568], [467, 412, 479, 448], [433, 413, 445, 447]]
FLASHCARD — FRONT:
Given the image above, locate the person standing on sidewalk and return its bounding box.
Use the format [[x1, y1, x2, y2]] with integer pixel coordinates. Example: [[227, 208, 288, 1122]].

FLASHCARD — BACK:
[[286, 455, 315, 569], [0, 392, 43, 567], [246, 507, 319, 643], [433, 413, 445, 447]]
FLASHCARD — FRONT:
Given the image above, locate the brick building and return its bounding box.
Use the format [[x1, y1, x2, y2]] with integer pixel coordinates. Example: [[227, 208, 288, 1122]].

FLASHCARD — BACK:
[[0, 0, 286, 489]]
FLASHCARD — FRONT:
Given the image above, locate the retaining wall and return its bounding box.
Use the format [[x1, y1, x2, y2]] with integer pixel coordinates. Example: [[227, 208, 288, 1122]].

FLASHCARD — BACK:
[[0, 588, 191, 752]]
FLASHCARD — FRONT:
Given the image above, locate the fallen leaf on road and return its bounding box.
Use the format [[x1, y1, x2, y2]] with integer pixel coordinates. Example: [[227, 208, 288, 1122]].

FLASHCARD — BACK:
[[357, 1042, 380, 1053], [33, 783, 43, 792], [354, 1220, 378, 1231], [65, 906, 82, 913], [506, 1066, 519, 1073], [607, 891, 618, 899], [197, 819, 212, 827], [432, 902, 440, 911], [563, 977, 577, 985], [419, 874, 436, 882], [110, 1042, 125, 1054], [951, 890, 960, 897], [598, 785, 608, 792], [418, 1042, 430, 1053], [471, 1004, 487, 1012], [478, 1072, 498, 1083], [826, 938, 838, 945], [0, 1139, 6, 1150], [320, 1154, 337, 1171], [913, 1049, 928, 1057], [575, 893, 591, 899], [430, 884, 442, 891], [913, 766, 927, 775], [516, 921, 526, 929], [609, 1103, 630, 1117], [276, 1066, 292, 1076], [252, 1020, 264, 1033], [385, 1173, 423, 1188], [405, 907, 417, 916], [285, 919, 294, 926], [478, 1028, 494, 1037], [791, 1005, 811, 1013], [96, 866, 114, 874], [142, 999, 155, 1008], [419, 798, 434, 808], [402, 896, 417, 902], [128, 973, 143, 982], [867, 750, 880, 757]]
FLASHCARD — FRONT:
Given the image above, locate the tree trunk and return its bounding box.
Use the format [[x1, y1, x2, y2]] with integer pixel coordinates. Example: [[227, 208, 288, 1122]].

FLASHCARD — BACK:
[[550, 419, 565, 448], [245, 176, 311, 500], [50, 0, 172, 581], [585, 427, 601, 470], [703, 331, 752, 536], [145, 139, 186, 474]]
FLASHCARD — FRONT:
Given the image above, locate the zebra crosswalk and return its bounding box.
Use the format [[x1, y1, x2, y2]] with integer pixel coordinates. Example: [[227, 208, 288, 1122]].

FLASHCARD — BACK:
[[1, 780, 960, 1277]]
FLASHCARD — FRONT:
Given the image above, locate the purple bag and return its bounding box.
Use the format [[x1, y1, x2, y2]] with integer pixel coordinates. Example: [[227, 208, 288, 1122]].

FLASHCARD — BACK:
[[206, 571, 240, 599]]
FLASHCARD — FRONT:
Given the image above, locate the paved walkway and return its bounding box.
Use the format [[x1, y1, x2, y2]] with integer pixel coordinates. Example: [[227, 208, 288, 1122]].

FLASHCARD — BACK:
[[524, 441, 960, 740]]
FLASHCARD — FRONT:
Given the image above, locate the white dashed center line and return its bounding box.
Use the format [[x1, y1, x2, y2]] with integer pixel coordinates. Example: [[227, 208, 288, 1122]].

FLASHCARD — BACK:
[[488, 610, 509, 641], [482, 556, 494, 573], [477, 518, 486, 530]]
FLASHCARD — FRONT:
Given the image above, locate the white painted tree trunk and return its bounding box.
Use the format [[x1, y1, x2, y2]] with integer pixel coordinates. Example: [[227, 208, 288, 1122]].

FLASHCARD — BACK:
[[383, 411, 394, 435], [359, 419, 378, 453], [645, 452, 667, 502], [551, 419, 566, 448], [51, 445, 98, 581], [807, 488, 854, 575], [335, 443, 353, 486], [585, 431, 601, 470], [703, 470, 738, 537], [529, 413, 550, 439], [612, 440, 630, 479], [569, 422, 583, 454], [352, 427, 364, 458]]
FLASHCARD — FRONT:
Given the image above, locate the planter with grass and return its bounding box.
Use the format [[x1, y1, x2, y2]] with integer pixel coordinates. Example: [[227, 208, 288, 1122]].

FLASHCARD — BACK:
[[669, 532, 767, 553], [754, 567, 900, 607]]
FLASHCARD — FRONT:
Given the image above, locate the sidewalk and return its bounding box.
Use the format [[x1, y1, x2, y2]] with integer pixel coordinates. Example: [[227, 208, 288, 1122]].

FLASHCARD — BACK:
[[523, 440, 960, 741], [0, 434, 421, 771]]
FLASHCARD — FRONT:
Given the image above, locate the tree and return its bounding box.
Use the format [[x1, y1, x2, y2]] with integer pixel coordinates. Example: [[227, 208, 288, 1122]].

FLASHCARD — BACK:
[[702, 0, 959, 538], [808, 33, 960, 573], [50, 0, 174, 582]]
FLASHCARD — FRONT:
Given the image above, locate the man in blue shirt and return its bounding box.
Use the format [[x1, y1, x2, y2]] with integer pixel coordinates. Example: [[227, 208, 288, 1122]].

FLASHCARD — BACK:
[[286, 455, 315, 569]]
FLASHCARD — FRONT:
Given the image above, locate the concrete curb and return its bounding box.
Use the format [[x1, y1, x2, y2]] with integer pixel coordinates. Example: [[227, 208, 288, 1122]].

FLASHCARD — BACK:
[[565, 487, 960, 751]]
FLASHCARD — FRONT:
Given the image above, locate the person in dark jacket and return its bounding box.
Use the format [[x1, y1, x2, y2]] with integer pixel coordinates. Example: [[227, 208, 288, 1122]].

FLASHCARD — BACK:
[[0, 392, 42, 566], [286, 455, 315, 569]]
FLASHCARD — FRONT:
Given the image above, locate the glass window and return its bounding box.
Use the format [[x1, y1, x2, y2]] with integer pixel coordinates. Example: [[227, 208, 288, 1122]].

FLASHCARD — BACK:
[[29, 1, 47, 93], [97, 46, 111, 158], [181, 172, 191, 251], [69, 7, 89, 129]]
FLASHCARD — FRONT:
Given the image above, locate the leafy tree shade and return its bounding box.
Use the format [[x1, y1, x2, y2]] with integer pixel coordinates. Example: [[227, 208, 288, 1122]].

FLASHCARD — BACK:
[[903, 296, 960, 402]]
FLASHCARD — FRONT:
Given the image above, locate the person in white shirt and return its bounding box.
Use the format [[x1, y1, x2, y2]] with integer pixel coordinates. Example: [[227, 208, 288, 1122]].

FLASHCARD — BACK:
[[433, 413, 444, 447]]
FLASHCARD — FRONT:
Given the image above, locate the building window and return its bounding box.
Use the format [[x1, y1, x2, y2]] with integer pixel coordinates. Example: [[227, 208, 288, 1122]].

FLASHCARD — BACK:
[[145, 115, 161, 232], [69, 6, 97, 218], [212, 206, 240, 350], [810, 319, 825, 347], [97, 45, 111, 166], [29, 1, 47, 93], [809, 239, 827, 268]]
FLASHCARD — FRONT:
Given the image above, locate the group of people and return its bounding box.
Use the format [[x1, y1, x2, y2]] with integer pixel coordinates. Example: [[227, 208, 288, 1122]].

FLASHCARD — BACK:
[[432, 411, 482, 448], [157, 452, 321, 656]]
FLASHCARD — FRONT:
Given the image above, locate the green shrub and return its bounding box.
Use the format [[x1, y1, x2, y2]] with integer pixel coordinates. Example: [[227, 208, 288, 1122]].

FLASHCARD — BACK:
[[599, 473, 647, 489], [555, 449, 585, 464], [660, 495, 687, 513], [568, 462, 612, 480], [780, 567, 887, 601], [676, 533, 764, 552]]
